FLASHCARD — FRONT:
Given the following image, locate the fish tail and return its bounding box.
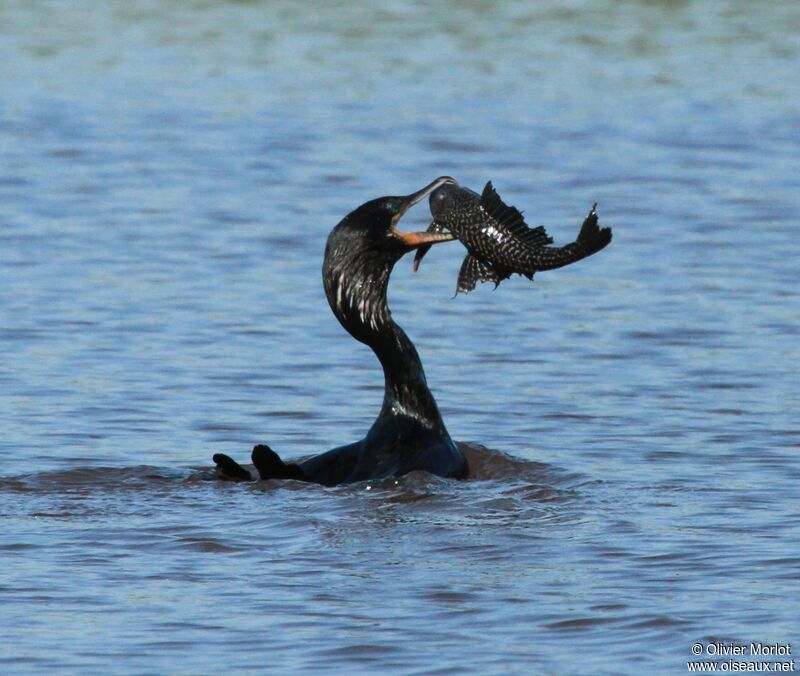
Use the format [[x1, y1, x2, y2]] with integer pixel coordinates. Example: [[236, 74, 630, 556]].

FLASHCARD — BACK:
[[528, 204, 612, 272]]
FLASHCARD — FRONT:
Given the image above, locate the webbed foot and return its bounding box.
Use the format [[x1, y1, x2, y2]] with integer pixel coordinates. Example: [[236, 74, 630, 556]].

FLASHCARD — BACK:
[[252, 444, 305, 481], [212, 453, 254, 481]]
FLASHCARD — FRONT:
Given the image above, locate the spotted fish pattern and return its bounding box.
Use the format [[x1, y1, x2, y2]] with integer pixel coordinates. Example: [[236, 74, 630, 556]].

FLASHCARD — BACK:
[[414, 182, 612, 294]]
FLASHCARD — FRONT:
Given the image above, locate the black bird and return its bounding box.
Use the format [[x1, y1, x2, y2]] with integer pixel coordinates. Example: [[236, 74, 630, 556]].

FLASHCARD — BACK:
[[213, 177, 468, 486], [413, 181, 612, 294]]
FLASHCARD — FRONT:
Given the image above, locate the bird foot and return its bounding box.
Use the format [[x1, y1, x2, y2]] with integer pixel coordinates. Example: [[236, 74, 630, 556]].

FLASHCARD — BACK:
[[212, 453, 254, 481], [252, 444, 305, 480]]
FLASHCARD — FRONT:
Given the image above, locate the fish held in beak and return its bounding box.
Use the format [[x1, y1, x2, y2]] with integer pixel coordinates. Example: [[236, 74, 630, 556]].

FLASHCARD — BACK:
[[412, 181, 612, 295], [390, 176, 459, 249]]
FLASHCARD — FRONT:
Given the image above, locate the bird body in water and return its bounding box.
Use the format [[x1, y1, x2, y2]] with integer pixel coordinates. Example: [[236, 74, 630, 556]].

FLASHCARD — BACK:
[[213, 177, 468, 486], [413, 182, 612, 294]]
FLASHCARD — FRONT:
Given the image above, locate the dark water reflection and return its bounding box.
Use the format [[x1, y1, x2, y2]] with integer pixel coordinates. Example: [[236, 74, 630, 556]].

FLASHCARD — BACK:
[[2, 0, 799, 673]]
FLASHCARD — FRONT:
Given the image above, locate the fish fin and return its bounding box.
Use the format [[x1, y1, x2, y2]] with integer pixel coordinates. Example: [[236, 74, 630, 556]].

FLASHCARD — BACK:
[[456, 253, 512, 295], [480, 182, 553, 246], [576, 203, 611, 248], [530, 203, 612, 271], [412, 221, 449, 272], [521, 225, 554, 246]]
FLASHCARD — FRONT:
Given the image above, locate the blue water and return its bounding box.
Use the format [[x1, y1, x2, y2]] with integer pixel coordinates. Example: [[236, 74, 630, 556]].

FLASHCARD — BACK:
[[1, 2, 799, 673]]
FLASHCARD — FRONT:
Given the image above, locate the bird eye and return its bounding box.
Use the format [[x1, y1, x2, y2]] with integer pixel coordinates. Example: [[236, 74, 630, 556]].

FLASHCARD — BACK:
[[388, 202, 400, 215]]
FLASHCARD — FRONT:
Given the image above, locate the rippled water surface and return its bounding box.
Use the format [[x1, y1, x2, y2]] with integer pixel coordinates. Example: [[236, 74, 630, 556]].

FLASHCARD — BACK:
[[2, 1, 799, 673]]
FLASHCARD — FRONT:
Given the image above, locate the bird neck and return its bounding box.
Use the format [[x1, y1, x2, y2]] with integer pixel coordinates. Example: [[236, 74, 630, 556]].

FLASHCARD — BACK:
[[370, 315, 443, 429], [325, 257, 445, 430]]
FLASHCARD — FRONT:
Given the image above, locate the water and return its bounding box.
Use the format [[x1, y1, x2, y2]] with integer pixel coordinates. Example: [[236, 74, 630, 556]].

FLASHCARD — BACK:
[[1, 1, 799, 673]]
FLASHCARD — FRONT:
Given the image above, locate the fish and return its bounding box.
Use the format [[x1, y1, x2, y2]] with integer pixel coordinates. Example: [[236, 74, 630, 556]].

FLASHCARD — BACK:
[[413, 181, 612, 294]]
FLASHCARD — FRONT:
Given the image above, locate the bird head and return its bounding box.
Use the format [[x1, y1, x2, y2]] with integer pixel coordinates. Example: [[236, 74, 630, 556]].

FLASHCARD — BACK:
[[323, 176, 458, 338]]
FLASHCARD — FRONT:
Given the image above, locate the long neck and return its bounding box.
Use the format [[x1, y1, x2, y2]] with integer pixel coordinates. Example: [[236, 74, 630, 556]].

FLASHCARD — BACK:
[[325, 255, 445, 430], [372, 312, 443, 428]]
